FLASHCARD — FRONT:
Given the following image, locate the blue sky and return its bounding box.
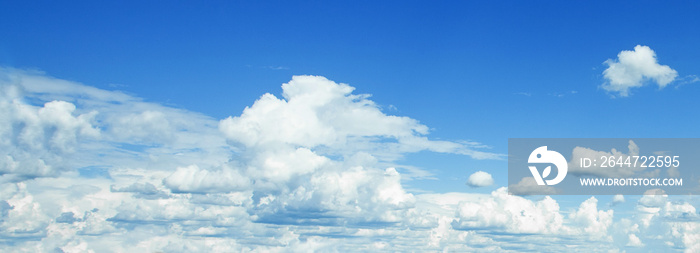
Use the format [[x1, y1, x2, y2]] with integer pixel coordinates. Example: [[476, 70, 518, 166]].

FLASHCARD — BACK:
[[2, 1, 700, 252]]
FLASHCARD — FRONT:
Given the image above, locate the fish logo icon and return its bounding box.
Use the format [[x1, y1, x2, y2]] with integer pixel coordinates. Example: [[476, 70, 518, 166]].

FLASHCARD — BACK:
[[528, 146, 568, 186]]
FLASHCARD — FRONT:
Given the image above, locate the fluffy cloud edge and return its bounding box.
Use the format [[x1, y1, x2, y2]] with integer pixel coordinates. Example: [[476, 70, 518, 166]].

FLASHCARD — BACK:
[[466, 171, 494, 187]]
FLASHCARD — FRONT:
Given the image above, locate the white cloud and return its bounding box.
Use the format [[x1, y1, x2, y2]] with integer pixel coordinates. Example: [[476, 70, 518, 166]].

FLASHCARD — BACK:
[[638, 189, 668, 208], [246, 147, 330, 184], [219, 76, 424, 149], [213, 75, 497, 226], [663, 201, 697, 220], [612, 194, 625, 205], [1, 70, 451, 251], [451, 190, 620, 243], [453, 187, 565, 234], [466, 171, 494, 187], [0, 97, 99, 180], [0, 183, 50, 236], [602, 45, 678, 97], [219, 75, 500, 161], [569, 197, 614, 240]]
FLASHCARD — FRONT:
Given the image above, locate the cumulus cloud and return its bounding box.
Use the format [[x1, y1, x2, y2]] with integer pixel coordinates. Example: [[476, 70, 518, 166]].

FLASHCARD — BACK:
[[0, 75, 100, 181], [219, 76, 426, 149], [0, 183, 50, 237], [663, 201, 697, 220], [2, 70, 475, 251], [0, 94, 99, 180], [638, 189, 668, 208], [213, 75, 499, 225], [466, 171, 494, 187], [453, 188, 616, 242], [453, 187, 565, 234], [602, 45, 678, 97], [569, 197, 614, 239], [612, 194, 625, 205], [219, 75, 500, 161]]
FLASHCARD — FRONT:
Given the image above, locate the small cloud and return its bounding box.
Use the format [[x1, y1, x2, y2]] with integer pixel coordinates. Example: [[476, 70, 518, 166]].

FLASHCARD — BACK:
[[466, 171, 494, 187], [601, 45, 678, 97], [612, 194, 625, 206], [514, 92, 532, 96], [638, 189, 667, 208]]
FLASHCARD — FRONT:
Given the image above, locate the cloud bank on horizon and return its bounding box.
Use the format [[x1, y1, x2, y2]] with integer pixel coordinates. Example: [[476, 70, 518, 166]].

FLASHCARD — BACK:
[[1, 68, 700, 252]]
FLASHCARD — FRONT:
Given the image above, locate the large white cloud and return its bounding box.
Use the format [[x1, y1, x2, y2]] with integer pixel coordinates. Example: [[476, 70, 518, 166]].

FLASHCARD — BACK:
[[602, 45, 678, 97], [212, 75, 498, 226], [219, 75, 500, 161]]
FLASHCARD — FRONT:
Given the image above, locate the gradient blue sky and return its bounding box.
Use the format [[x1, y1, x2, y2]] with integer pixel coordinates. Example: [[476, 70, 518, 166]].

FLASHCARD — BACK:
[[2, 1, 700, 252]]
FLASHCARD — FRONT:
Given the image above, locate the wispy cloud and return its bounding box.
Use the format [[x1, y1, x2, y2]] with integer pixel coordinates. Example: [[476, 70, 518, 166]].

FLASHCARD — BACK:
[[266, 65, 289, 70], [675, 74, 700, 88], [514, 92, 532, 96]]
